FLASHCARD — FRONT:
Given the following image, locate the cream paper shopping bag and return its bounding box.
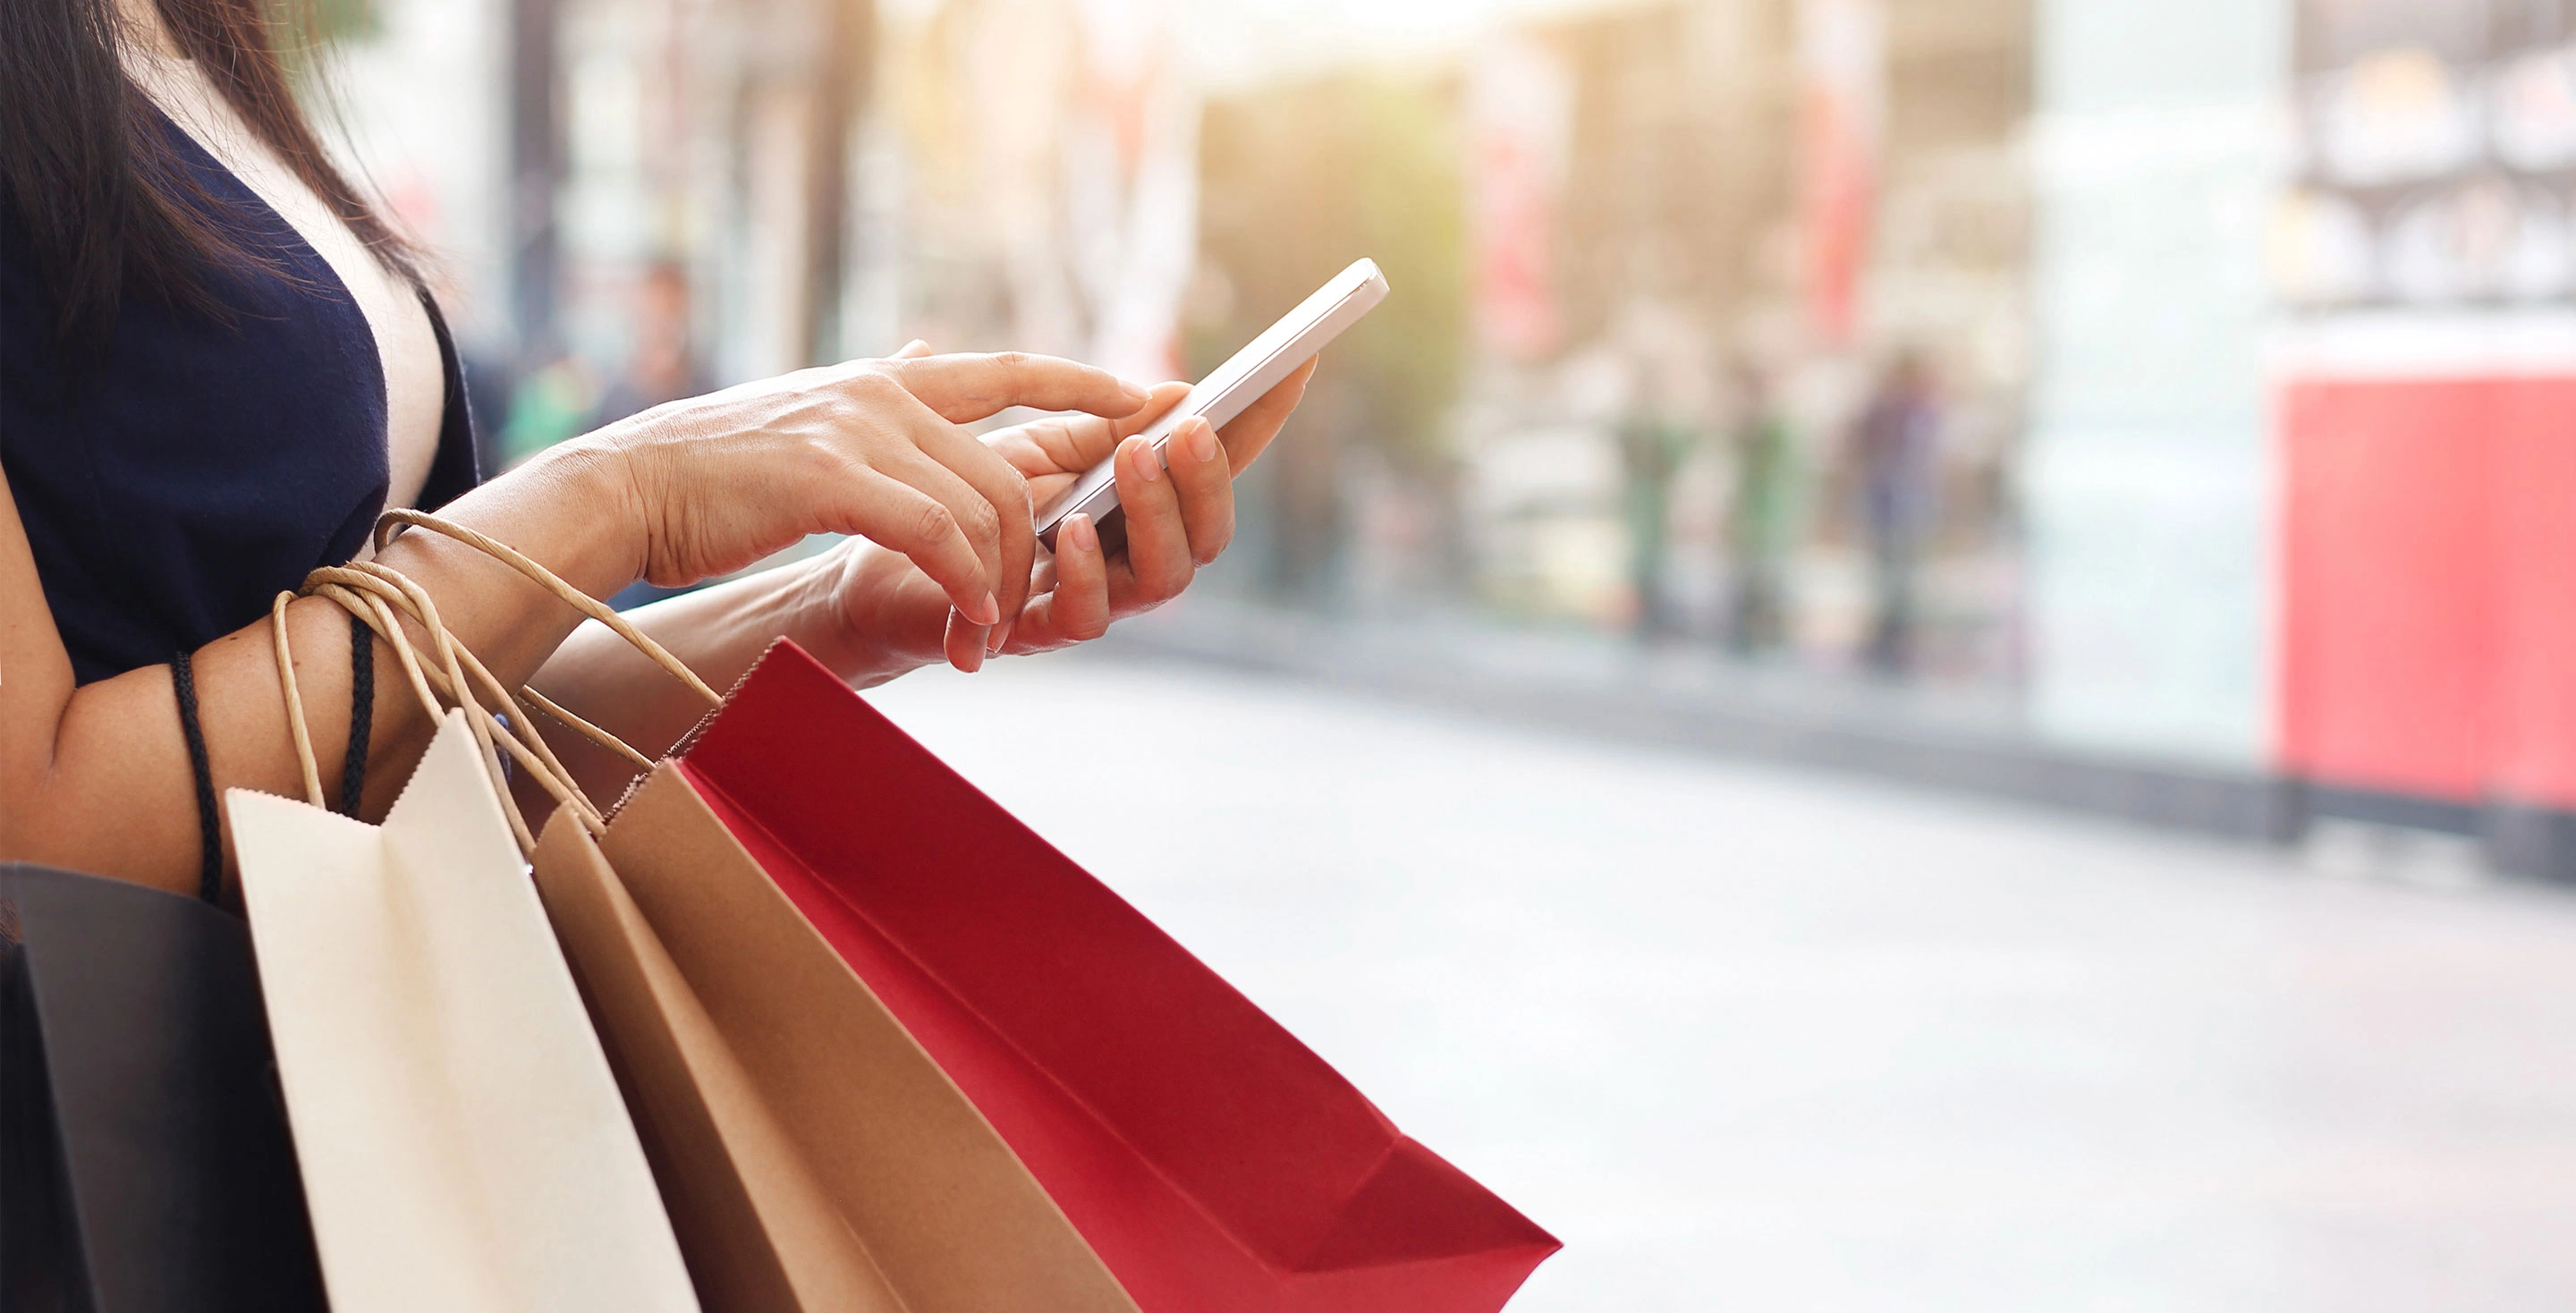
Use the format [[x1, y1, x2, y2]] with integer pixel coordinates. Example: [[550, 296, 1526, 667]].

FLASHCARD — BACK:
[[225, 712, 699, 1313]]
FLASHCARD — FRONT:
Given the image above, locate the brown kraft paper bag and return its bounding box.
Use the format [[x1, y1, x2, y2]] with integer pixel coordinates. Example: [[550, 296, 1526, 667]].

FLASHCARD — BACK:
[[530, 763, 1139, 1313]]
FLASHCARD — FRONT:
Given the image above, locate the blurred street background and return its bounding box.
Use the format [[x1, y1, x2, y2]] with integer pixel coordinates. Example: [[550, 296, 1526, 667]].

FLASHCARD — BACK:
[[321, 0, 2576, 878], [874, 656, 2576, 1312], [294, 0, 2576, 1302]]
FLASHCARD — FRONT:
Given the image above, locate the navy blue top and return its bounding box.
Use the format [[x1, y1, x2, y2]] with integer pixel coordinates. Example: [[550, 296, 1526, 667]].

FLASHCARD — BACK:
[[3, 110, 479, 685]]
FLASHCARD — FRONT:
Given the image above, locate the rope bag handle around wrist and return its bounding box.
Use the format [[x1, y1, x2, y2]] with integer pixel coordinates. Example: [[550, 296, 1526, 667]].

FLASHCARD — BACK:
[[269, 509, 724, 855]]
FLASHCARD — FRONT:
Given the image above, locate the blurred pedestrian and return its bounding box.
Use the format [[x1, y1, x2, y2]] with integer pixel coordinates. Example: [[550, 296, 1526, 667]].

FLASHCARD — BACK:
[[593, 262, 711, 427], [1725, 360, 1797, 656], [1851, 352, 1941, 675], [1616, 367, 1695, 640]]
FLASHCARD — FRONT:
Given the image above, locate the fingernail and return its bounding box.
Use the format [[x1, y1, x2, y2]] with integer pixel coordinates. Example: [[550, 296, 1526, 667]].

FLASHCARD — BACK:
[[987, 619, 1014, 654], [1067, 512, 1099, 553], [1131, 438, 1162, 484], [968, 593, 1000, 625], [1121, 380, 1153, 407], [1185, 418, 1219, 464]]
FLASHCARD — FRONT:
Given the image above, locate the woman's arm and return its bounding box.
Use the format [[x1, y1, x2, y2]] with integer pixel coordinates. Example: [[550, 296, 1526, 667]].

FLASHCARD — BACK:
[[0, 352, 1148, 897], [0, 447, 626, 898], [524, 360, 1317, 809]]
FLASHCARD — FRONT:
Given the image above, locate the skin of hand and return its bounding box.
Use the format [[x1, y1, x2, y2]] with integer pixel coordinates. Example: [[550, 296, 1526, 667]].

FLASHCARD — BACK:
[[524, 352, 1318, 809], [829, 349, 1320, 673], [596, 350, 1153, 654]]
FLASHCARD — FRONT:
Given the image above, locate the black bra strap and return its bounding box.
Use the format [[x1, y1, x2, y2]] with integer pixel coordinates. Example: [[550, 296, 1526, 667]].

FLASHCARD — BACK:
[[171, 650, 222, 902]]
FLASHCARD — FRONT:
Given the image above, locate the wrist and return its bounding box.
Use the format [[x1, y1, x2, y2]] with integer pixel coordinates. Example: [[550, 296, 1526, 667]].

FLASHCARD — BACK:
[[376, 436, 642, 611], [797, 542, 938, 689], [524, 435, 651, 597]]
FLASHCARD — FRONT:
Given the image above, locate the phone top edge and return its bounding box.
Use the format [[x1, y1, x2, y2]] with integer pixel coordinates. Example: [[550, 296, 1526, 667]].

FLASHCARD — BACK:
[[1149, 267, 1386, 445], [1033, 258, 1390, 543]]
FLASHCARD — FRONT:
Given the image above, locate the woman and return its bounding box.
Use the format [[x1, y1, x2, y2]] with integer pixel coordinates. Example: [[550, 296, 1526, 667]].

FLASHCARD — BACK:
[[0, 0, 1305, 901]]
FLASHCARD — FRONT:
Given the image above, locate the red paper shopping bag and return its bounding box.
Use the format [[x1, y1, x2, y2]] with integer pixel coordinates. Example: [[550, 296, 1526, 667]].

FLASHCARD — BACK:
[[672, 642, 1558, 1313]]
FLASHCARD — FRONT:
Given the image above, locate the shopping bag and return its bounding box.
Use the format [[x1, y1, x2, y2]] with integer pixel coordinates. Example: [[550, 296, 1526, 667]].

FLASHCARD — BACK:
[[225, 711, 699, 1313], [672, 640, 1561, 1313], [0, 865, 326, 1313], [530, 767, 1137, 1313]]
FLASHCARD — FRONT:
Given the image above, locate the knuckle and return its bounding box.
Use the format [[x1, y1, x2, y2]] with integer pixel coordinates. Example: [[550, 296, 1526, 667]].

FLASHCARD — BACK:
[[990, 479, 1035, 527], [808, 395, 863, 442], [843, 368, 909, 408], [997, 467, 1034, 512], [803, 434, 856, 477], [911, 499, 957, 545]]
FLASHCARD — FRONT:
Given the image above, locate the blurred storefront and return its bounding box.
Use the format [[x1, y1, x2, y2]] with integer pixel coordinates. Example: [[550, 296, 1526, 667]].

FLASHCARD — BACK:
[[878, 0, 1202, 378], [1188, 0, 2573, 871], [1430, 1, 2032, 678], [342, 0, 1197, 463], [2268, 0, 2576, 871], [1190, 0, 2032, 674], [2031, 0, 2576, 873], [318, 0, 2572, 873]]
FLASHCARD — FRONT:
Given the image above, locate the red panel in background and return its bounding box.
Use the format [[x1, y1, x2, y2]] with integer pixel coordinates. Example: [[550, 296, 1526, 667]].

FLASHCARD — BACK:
[[2489, 380, 2576, 809], [2279, 376, 2576, 808], [2278, 379, 2496, 801]]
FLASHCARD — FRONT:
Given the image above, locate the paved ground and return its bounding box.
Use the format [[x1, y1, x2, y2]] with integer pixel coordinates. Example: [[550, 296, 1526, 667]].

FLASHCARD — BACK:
[[866, 656, 2576, 1313]]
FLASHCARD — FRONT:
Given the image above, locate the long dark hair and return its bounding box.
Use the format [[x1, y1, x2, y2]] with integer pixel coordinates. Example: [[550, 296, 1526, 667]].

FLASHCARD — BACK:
[[0, 0, 415, 339]]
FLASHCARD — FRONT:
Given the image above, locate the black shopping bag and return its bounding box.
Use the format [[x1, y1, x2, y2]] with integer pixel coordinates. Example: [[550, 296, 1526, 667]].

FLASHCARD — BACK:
[[0, 864, 326, 1312]]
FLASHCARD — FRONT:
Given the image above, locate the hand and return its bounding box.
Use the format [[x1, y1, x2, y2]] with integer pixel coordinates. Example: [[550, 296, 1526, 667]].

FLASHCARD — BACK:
[[583, 349, 1150, 663], [825, 352, 1317, 673]]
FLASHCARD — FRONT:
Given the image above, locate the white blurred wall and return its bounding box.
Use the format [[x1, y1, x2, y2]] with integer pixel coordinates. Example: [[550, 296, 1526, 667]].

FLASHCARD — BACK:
[[2024, 0, 2292, 767], [326, 0, 514, 355]]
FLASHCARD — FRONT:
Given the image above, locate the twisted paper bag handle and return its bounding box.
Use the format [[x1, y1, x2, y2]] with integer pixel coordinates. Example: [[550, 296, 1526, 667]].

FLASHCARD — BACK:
[[270, 509, 723, 855]]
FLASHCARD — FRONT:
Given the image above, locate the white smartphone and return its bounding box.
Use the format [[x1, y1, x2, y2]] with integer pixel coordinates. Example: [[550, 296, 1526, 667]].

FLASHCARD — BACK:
[[1034, 258, 1391, 551]]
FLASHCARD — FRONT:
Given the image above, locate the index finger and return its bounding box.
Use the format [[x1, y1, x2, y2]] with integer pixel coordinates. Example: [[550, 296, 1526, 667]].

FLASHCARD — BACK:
[[992, 381, 1191, 480], [890, 352, 1155, 426]]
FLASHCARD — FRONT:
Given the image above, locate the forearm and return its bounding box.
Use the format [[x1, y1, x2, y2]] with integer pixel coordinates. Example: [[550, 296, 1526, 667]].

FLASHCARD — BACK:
[[0, 443, 642, 895], [6, 597, 380, 899], [528, 542, 944, 804]]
